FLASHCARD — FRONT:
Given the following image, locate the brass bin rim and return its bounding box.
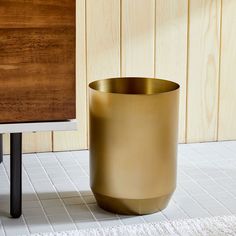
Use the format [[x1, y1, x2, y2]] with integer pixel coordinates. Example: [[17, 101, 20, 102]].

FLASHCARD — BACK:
[[89, 77, 180, 96]]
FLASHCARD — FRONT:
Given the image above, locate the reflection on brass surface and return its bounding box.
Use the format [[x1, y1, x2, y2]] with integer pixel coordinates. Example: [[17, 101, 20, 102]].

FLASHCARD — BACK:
[[89, 77, 180, 215]]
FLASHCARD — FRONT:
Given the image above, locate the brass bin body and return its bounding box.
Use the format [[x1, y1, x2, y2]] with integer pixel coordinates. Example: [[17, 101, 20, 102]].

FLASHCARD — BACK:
[[89, 78, 179, 215]]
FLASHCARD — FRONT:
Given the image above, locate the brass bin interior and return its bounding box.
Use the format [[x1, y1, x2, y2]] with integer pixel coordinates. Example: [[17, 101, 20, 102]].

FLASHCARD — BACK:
[[89, 77, 180, 215]]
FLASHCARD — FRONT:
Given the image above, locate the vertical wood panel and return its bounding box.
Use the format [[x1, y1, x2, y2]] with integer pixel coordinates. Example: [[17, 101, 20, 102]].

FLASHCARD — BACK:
[[3, 134, 10, 154], [86, 0, 120, 146], [53, 0, 87, 151], [155, 0, 188, 143], [218, 0, 236, 140], [3, 132, 52, 154], [187, 0, 221, 143], [23, 133, 52, 153], [122, 0, 155, 77], [87, 0, 120, 83]]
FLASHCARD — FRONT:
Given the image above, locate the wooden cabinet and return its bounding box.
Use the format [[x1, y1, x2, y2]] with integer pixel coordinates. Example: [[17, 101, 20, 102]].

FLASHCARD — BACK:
[[0, 0, 75, 123]]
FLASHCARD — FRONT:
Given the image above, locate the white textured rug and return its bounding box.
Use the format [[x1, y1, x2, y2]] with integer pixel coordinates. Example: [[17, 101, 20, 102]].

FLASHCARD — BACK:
[[27, 215, 236, 236]]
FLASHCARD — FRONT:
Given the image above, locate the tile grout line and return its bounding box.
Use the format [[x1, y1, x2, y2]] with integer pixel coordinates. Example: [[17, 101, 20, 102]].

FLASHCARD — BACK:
[[56, 152, 122, 227], [69, 152, 89, 178], [180, 147, 236, 214], [0, 156, 10, 236], [68, 152, 108, 227], [161, 201, 191, 236], [177, 174, 233, 216], [2, 155, 31, 236], [21, 154, 54, 234], [70, 151, 125, 224], [52, 152, 101, 228], [35, 153, 80, 231], [190, 145, 236, 197], [70, 151, 162, 225], [162, 201, 189, 221]]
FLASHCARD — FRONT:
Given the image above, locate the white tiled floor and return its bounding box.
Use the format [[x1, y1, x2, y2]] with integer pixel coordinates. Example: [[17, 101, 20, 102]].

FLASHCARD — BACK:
[[0, 141, 236, 236]]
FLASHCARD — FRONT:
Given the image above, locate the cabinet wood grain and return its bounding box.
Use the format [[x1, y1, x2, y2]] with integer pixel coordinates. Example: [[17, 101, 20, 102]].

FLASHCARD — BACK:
[[0, 0, 74, 28], [0, 0, 75, 123]]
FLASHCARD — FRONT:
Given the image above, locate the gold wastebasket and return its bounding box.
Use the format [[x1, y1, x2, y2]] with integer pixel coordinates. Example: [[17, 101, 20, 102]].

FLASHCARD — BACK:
[[89, 77, 179, 215]]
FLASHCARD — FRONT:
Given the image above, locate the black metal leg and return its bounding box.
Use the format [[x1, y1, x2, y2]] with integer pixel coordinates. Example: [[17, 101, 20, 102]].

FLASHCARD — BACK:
[[10, 133, 22, 218], [0, 134, 2, 163]]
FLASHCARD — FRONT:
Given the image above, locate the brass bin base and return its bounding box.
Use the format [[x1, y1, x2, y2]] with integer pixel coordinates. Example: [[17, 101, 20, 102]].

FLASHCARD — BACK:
[[89, 77, 180, 215], [94, 192, 173, 215]]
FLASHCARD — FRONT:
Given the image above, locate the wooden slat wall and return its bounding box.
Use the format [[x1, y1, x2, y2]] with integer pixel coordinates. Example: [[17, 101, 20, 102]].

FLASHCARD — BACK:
[[3, 0, 236, 153], [85, 0, 120, 147], [23, 133, 52, 153], [155, 0, 188, 143], [3, 132, 52, 154], [187, 0, 221, 143], [86, 0, 120, 84], [218, 0, 236, 140], [121, 0, 155, 77]]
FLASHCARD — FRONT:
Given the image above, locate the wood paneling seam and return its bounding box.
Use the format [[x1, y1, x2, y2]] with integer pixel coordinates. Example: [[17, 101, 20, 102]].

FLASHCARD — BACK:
[[120, 0, 122, 77], [85, 0, 89, 149], [154, 0, 157, 77], [216, 0, 223, 141], [185, 0, 190, 143]]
